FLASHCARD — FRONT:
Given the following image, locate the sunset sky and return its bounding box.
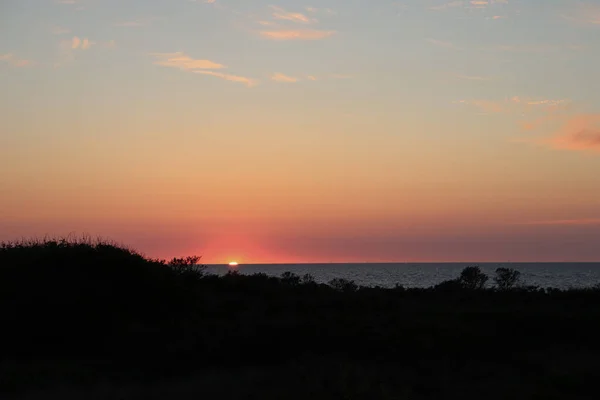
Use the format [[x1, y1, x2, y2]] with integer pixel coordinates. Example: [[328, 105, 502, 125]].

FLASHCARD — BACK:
[[1, 0, 600, 263]]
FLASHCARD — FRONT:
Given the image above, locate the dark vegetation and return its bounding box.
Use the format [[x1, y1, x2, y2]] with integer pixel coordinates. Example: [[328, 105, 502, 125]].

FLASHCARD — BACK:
[[2, 238, 600, 399]]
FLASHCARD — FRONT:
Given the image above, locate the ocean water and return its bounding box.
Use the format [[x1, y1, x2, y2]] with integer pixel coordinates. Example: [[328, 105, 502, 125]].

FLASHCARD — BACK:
[[204, 263, 600, 289]]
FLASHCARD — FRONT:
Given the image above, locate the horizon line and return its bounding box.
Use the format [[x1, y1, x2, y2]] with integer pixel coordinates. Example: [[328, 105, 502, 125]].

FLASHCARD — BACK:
[[204, 261, 600, 266]]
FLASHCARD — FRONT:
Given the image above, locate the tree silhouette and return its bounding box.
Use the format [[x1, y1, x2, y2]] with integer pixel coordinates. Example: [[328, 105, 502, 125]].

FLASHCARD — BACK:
[[459, 266, 488, 290], [494, 267, 521, 290]]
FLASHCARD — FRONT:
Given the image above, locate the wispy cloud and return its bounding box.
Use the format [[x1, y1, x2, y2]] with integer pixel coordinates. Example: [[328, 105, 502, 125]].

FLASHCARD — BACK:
[[526, 99, 570, 106], [456, 97, 571, 114], [271, 73, 298, 83], [270, 6, 315, 24], [54, 36, 97, 67], [70, 36, 94, 50], [542, 115, 600, 153], [430, 0, 508, 12], [253, 4, 335, 40], [151, 52, 225, 70], [260, 30, 336, 40], [469, 1, 490, 8], [193, 70, 257, 87], [514, 113, 600, 154], [0, 54, 32, 68], [151, 52, 255, 87], [257, 20, 277, 26]]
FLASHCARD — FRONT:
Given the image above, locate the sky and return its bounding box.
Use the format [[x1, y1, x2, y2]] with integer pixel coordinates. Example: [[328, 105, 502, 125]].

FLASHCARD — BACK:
[[1, 0, 600, 263]]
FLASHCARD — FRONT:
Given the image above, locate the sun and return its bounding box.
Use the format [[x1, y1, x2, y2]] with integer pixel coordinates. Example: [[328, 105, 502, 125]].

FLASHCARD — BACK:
[[228, 261, 239, 267]]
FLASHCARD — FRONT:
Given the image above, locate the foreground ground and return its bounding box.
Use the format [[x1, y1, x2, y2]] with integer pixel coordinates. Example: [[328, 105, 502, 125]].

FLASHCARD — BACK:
[[1, 239, 599, 399]]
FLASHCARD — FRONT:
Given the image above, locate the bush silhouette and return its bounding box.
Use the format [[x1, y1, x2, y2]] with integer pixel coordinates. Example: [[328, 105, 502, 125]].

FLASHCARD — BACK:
[[328, 278, 358, 292], [301, 273, 316, 285], [281, 272, 301, 286], [459, 266, 488, 290], [494, 267, 521, 290]]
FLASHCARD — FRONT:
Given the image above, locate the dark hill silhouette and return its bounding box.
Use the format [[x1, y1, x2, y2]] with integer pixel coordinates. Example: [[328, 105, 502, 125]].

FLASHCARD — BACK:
[[2, 238, 600, 399]]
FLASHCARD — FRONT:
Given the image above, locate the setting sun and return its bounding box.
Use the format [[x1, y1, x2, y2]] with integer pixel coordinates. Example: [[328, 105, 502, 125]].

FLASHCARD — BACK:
[[228, 262, 239, 267]]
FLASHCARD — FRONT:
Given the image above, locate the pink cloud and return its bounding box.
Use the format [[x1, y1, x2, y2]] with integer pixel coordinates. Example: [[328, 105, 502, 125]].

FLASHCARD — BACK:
[[271, 73, 298, 83], [544, 115, 600, 153], [70, 36, 94, 50], [150, 52, 256, 86], [270, 6, 315, 24], [193, 70, 258, 87], [518, 115, 600, 153], [150, 52, 225, 70]]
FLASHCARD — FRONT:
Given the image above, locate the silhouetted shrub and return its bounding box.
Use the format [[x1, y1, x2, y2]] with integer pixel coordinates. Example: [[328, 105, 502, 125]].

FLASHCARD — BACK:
[[393, 283, 405, 291], [301, 273, 316, 285], [328, 278, 358, 292], [168, 256, 205, 281], [494, 267, 521, 290], [459, 266, 488, 290], [522, 285, 542, 293], [281, 272, 301, 286]]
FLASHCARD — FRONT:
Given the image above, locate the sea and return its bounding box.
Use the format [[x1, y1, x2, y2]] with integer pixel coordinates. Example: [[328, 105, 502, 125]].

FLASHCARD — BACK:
[[204, 263, 600, 289]]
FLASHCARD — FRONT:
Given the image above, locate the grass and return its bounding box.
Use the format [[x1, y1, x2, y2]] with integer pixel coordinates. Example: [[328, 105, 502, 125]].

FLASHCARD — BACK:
[[1, 237, 600, 399]]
